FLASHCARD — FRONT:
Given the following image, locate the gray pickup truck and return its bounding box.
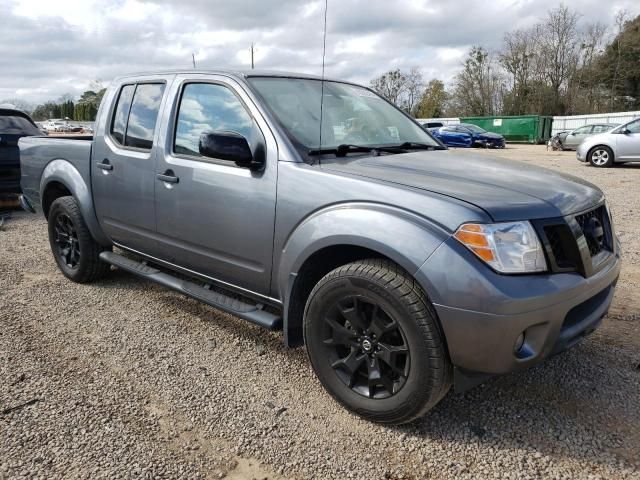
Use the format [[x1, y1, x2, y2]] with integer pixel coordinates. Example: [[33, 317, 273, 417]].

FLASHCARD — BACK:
[[19, 70, 621, 424]]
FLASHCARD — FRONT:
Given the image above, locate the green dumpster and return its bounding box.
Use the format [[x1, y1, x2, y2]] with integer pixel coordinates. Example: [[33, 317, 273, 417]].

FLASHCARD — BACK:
[[460, 115, 553, 144]]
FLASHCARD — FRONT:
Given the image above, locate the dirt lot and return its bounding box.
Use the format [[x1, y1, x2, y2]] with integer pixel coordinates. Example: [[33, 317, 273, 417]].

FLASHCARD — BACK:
[[1, 144, 639, 479]]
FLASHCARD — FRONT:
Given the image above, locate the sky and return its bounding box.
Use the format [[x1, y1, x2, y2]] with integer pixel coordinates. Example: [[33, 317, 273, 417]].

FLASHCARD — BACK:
[[0, 0, 638, 105]]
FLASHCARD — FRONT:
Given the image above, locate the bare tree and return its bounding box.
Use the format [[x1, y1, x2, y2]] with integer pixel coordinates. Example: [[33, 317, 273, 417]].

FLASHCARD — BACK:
[[449, 46, 503, 116], [572, 22, 607, 112], [403, 67, 424, 114], [536, 4, 581, 114], [500, 28, 537, 115], [370, 69, 407, 105]]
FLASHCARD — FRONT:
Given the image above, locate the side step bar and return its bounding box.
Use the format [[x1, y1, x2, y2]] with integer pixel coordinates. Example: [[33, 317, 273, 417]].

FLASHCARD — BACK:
[[99, 251, 282, 331]]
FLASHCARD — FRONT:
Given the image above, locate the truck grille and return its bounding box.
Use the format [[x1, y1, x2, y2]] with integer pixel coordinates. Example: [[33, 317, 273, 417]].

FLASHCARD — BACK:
[[536, 204, 613, 277], [574, 205, 611, 257], [543, 225, 574, 269]]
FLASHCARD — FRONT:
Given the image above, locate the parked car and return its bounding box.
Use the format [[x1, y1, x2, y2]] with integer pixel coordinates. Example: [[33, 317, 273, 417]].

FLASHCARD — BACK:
[[431, 123, 505, 148], [19, 70, 620, 424], [577, 118, 640, 167], [421, 121, 443, 129], [0, 108, 42, 194], [44, 120, 67, 132], [35, 122, 49, 135], [557, 123, 619, 150]]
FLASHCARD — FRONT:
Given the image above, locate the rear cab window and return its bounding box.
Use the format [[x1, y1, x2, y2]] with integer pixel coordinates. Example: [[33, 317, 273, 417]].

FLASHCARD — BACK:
[[110, 82, 165, 150]]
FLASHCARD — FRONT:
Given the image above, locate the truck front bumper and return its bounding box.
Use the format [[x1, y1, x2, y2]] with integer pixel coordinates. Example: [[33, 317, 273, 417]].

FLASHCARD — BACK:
[[416, 237, 621, 381]]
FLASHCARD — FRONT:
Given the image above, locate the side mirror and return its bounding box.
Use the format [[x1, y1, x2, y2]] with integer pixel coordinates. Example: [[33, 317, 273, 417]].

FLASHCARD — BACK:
[[620, 128, 631, 135], [199, 131, 264, 170]]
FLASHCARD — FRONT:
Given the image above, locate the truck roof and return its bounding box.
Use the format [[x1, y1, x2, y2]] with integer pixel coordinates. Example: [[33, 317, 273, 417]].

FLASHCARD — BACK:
[[113, 69, 360, 86]]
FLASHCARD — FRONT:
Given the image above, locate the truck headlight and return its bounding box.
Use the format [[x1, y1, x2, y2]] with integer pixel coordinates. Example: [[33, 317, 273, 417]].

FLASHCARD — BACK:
[[454, 221, 547, 273]]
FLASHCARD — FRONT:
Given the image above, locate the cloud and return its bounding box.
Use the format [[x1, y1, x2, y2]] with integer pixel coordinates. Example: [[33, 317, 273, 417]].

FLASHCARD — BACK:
[[0, 0, 638, 105]]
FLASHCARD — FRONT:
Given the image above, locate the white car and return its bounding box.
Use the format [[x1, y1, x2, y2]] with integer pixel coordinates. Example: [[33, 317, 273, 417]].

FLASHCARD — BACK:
[[577, 118, 640, 167], [44, 120, 68, 132]]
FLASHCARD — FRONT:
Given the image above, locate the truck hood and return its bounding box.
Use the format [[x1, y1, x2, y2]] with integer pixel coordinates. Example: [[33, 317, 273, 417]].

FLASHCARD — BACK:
[[320, 150, 604, 221]]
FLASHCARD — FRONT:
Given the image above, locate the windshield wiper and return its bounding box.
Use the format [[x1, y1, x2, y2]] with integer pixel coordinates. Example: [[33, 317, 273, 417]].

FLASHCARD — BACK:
[[394, 141, 447, 150], [308, 144, 405, 157], [308, 142, 446, 157]]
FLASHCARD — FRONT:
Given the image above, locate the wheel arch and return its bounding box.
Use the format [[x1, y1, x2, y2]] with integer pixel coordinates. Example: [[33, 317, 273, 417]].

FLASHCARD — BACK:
[[277, 203, 449, 347], [587, 144, 615, 164], [40, 159, 110, 245]]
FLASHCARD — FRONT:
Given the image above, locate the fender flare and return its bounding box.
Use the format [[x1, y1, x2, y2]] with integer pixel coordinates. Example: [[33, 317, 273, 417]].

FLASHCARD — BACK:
[[276, 202, 450, 345], [40, 159, 110, 245]]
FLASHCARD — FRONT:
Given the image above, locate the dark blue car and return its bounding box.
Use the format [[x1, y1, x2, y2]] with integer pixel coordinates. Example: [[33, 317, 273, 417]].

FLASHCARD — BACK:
[[430, 123, 505, 148]]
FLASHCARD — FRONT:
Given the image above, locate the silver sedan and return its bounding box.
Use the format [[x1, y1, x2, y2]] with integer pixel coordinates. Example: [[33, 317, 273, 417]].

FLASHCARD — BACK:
[[559, 123, 618, 150], [577, 118, 640, 167]]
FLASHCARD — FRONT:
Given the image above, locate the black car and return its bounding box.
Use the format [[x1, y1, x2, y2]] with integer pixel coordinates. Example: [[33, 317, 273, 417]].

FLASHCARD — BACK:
[[0, 108, 42, 194]]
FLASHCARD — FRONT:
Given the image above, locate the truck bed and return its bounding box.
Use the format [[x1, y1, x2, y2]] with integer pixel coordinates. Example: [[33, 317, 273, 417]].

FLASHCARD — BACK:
[[19, 136, 93, 209]]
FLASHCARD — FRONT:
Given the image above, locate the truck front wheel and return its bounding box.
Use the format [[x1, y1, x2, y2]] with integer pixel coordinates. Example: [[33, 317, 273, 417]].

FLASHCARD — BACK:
[[48, 196, 110, 283], [303, 259, 451, 424]]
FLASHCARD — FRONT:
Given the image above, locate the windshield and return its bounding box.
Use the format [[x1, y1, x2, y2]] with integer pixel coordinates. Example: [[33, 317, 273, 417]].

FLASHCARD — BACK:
[[461, 124, 486, 133], [248, 77, 439, 152]]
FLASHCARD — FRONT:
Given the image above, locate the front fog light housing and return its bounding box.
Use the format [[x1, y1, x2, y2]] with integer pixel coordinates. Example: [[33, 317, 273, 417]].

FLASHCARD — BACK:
[[454, 221, 547, 273]]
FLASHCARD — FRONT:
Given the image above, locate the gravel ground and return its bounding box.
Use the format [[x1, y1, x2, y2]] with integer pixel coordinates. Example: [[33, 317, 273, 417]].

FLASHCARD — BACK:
[[1, 144, 639, 479]]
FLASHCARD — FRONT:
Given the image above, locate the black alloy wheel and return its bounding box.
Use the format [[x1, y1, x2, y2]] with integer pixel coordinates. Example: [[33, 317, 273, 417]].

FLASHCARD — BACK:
[[47, 196, 111, 283], [53, 212, 81, 269], [304, 259, 452, 424], [322, 296, 410, 399]]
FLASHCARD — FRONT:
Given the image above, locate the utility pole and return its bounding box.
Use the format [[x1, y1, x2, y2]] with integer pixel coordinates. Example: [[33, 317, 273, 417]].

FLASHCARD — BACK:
[[250, 43, 255, 69], [192, 53, 196, 69]]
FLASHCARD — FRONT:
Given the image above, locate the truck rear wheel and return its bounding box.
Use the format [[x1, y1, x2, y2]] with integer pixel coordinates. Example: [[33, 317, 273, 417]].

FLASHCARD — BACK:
[[304, 259, 451, 424], [48, 196, 110, 283]]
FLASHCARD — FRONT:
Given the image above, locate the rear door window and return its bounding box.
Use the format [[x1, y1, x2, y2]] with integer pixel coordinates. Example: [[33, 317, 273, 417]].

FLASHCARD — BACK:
[[125, 84, 166, 150], [573, 125, 593, 135], [110, 85, 135, 145]]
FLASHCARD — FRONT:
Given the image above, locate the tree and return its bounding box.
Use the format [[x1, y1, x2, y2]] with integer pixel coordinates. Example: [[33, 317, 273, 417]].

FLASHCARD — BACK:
[[31, 102, 62, 121], [596, 12, 639, 110], [449, 46, 503, 116], [571, 22, 607, 113], [370, 69, 408, 105], [75, 88, 102, 121], [500, 28, 536, 115], [414, 79, 447, 118], [403, 67, 424, 114], [536, 4, 581, 114]]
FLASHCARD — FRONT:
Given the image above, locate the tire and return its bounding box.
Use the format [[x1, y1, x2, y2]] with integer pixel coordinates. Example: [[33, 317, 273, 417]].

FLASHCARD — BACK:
[[588, 146, 614, 167], [48, 196, 110, 283], [304, 259, 452, 424]]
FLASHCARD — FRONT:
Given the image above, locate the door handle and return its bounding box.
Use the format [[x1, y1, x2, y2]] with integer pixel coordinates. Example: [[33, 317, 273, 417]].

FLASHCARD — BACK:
[[156, 170, 179, 184], [97, 159, 113, 171]]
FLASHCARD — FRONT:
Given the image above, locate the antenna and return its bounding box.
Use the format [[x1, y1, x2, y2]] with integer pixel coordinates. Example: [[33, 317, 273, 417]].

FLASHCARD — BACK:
[[250, 43, 256, 69], [192, 53, 196, 69], [318, 0, 328, 154]]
